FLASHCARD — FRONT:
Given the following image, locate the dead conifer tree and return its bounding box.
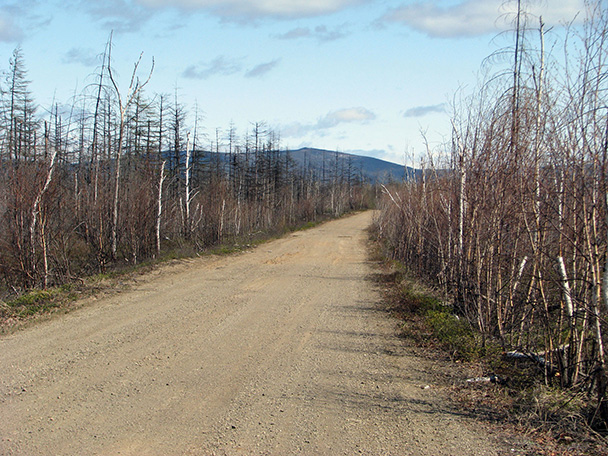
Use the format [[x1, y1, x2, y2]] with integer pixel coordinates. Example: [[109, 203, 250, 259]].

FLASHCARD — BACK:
[[106, 33, 154, 260]]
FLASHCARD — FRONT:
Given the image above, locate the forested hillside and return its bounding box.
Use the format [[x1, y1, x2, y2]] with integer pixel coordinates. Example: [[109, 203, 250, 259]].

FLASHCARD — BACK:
[[376, 2, 608, 429], [0, 40, 371, 295], [286, 147, 414, 184]]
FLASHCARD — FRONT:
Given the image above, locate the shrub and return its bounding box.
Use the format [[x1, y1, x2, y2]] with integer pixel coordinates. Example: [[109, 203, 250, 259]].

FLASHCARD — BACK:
[[425, 309, 479, 361]]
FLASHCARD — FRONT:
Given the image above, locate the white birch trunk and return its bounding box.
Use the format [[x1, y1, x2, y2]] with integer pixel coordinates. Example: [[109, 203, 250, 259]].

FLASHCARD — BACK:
[[604, 193, 608, 314], [184, 132, 191, 236], [557, 256, 574, 317], [111, 120, 124, 259], [30, 145, 57, 280], [219, 199, 225, 241], [512, 255, 528, 295], [41, 220, 49, 289], [156, 160, 166, 255]]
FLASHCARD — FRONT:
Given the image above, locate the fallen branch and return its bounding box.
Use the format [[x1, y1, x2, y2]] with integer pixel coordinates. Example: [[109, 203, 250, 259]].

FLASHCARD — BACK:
[[506, 350, 546, 367], [466, 374, 505, 385]]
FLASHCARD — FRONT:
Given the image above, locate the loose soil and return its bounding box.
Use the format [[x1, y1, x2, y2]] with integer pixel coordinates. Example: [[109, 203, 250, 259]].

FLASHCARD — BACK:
[[0, 211, 524, 455]]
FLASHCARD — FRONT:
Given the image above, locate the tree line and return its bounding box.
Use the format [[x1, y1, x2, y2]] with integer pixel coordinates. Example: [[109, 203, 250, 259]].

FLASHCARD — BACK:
[[376, 1, 608, 428], [0, 39, 370, 294]]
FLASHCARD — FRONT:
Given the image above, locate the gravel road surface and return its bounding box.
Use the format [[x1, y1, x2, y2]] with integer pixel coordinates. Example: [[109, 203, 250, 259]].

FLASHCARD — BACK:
[[0, 211, 512, 455]]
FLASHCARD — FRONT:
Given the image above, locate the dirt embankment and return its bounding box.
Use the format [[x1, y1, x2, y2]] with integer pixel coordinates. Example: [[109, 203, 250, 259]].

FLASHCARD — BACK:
[[0, 211, 518, 455]]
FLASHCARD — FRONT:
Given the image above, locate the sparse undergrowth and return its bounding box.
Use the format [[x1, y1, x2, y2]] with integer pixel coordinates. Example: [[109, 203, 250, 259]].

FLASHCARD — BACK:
[[368, 234, 608, 456], [0, 272, 134, 334], [0, 215, 339, 334]]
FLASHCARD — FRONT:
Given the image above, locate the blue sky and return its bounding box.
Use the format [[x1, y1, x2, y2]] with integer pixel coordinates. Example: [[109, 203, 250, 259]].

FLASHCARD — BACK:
[[0, 0, 586, 165]]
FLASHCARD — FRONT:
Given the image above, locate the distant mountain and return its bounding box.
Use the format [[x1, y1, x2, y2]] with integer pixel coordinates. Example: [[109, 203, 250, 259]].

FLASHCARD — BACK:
[[170, 147, 417, 184], [284, 148, 418, 184]]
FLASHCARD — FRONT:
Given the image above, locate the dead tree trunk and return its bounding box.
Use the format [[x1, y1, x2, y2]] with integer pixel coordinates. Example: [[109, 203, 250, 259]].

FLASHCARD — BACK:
[[156, 160, 166, 256], [30, 129, 57, 286], [107, 34, 154, 260]]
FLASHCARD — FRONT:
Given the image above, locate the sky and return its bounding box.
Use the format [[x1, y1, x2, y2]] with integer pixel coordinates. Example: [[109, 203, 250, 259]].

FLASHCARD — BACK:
[[0, 0, 587, 165]]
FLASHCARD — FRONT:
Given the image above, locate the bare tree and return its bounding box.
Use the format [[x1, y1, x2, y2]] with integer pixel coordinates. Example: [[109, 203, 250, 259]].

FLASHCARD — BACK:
[[106, 33, 154, 260]]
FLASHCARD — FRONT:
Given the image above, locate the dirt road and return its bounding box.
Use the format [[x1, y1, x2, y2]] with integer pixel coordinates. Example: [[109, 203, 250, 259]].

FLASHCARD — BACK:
[[0, 212, 512, 455]]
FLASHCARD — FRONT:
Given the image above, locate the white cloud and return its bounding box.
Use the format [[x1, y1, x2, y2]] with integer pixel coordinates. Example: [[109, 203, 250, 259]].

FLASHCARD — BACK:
[[63, 48, 100, 67], [136, 0, 367, 20], [0, 14, 23, 42], [276, 24, 348, 42], [276, 27, 311, 39], [381, 0, 586, 38], [182, 56, 243, 79], [81, 0, 364, 31], [282, 107, 376, 138], [182, 56, 280, 79], [245, 58, 281, 78], [318, 107, 375, 128], [0, 0, 46, 42], [403, 103, 446, 118], [282, 122, 315, 138], [80, 0, 153, 32]]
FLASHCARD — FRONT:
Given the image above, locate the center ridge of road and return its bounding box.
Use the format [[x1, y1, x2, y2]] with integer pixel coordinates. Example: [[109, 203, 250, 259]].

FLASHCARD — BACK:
[[1, 211, 512, 455]]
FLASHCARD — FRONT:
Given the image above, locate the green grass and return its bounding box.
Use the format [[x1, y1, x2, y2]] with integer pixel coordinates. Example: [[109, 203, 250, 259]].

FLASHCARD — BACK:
[[5, 289, 59, 317], [7, 289, 53, 308], [210, 244, 248, 255], [370, 249, 481, 362], [289, 220, 321, 232], [394, 272, 480, 360], [425, 309, 479, 361]]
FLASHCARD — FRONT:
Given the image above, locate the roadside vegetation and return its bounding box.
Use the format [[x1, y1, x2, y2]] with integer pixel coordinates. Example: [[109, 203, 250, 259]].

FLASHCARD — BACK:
[[373, 0, 608, 451], [0, 203, 359, 332], [0, 36, 372, 320], [369, 235, 608, 456]]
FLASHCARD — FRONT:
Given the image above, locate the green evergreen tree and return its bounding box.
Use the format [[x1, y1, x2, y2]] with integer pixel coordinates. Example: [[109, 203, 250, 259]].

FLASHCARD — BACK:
[[4, 46, 38, 161]]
